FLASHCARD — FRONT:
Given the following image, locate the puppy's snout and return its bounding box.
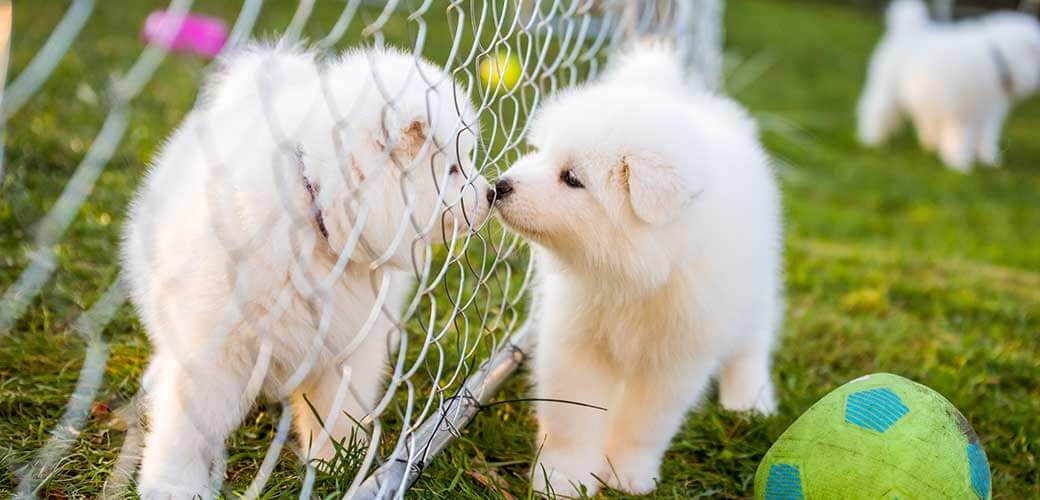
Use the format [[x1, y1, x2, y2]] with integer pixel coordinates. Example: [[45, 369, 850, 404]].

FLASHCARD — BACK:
[[489, 178, 514, 204]]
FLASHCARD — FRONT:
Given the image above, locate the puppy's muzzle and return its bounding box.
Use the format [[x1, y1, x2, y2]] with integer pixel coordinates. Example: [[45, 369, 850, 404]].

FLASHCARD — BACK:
[[488, 178, 513, 204]]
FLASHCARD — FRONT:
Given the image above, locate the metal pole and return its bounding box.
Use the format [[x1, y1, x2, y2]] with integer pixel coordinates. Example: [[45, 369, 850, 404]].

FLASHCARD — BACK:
[[352, 326, 532, 499]]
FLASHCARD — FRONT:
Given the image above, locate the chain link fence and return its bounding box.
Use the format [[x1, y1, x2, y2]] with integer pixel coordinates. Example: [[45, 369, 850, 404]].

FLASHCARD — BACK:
[[1, 1, 721, 497]]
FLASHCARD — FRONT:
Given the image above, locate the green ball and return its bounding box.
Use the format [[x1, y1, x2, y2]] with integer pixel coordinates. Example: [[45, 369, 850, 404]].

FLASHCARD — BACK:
[[755, 373, 990, 500]]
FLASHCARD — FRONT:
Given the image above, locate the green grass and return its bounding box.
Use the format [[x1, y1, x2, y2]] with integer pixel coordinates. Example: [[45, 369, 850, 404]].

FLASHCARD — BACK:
[[2, 0, 1038, 498]]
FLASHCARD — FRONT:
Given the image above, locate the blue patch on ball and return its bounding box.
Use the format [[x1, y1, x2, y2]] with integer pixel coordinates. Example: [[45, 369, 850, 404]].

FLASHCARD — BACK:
[[764, 463, 804, 500], [966, 442, 990, 500], [844, 387, 909, 433]]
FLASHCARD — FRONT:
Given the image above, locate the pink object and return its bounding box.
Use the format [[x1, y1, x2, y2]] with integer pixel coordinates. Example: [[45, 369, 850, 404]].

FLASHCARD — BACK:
[[142, 11, 227, 58]]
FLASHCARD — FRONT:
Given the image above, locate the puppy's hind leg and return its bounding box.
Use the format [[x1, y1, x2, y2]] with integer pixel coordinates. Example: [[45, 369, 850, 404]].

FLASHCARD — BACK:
[[938, 121, 979, 172], [138, 354, 255, 500], [911, 112, 940, 153], [857, 79, 903, 147]]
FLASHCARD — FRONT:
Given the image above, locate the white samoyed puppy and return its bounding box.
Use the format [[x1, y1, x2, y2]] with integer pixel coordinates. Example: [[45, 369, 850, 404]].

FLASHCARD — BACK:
[[122, 44, 492, 499], [493, 43, 783, 496], [858, 0, 1040, 171]]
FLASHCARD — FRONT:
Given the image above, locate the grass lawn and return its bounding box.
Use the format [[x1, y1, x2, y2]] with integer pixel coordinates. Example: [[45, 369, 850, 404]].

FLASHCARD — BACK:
[[2, 0, 1038, 498]]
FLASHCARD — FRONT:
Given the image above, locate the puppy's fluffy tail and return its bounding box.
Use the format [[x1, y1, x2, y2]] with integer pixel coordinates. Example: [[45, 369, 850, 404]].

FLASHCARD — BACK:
[[201, 42, 320, 111], [886, 0, 930, 33], [605, 38, 688, 93]]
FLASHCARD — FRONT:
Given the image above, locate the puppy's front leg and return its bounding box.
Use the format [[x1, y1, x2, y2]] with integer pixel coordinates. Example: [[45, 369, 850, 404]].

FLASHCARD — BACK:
[[532, 345, 614, 497], [719, 338, 777, 415], [292, 338, 386, 463], [293, 367, 364, 463], [603, 362, 715, 495], [977, 104, 1009, 167]]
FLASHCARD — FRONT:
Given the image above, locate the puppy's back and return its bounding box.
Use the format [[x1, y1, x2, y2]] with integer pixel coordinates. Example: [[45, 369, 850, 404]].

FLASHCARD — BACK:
[[202, 43, 321, 113]]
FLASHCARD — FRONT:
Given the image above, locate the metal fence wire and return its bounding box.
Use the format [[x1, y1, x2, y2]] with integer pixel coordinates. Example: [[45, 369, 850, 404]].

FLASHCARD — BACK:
[[0, 1, 722, 498]]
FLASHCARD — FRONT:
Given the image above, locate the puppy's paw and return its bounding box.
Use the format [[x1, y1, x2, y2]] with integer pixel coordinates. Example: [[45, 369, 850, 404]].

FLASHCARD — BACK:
[[721, 391, 777, 415], [979, 156, 1002, 168], [137, 482, 212, 500], [138, 457, 213, 500], [720, 383, 777, 416], [532, 446, 604, 498], [604, 449, 660, 495]]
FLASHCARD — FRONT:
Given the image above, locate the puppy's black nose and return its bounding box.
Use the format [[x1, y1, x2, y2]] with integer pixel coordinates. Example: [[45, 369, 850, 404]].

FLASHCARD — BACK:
[[489, 179, 513, 204]]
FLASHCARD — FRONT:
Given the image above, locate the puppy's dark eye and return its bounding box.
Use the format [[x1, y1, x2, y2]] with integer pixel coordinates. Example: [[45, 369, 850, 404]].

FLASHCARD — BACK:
[[448, 163, 460, 175], [560, 169, 584, 189]]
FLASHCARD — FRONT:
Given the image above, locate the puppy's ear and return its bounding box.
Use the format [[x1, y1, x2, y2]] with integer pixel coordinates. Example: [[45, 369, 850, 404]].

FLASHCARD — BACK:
[[378, 118, 429, 158], [621, 155, 700, 225]]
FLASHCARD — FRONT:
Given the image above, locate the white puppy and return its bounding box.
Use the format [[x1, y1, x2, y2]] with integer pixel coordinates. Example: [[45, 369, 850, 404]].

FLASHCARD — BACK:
[[493, 44, 783, 496], [122, 45, 491, 499], [858, 0, 1040, 171]]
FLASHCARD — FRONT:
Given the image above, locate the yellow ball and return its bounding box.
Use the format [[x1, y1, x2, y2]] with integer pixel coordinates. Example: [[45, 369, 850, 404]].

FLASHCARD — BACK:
[[479, 50, 522, 91]]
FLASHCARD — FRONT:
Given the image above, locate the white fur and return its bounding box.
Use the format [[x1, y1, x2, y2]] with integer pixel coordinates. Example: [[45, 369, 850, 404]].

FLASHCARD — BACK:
[[122, 44, 491, 499], [495, 44, 783, 496], [858, 0, 1040, 171]]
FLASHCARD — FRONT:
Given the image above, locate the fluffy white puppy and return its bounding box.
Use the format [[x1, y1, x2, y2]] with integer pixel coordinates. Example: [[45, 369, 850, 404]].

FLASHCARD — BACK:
[[122, 45, 491, 499], [858, 0, 1040, 171], [493, 44, 783, 496]]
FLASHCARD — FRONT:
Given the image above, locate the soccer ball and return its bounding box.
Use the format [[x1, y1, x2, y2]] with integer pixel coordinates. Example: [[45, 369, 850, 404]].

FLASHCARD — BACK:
[[755, 373, 990, 500]]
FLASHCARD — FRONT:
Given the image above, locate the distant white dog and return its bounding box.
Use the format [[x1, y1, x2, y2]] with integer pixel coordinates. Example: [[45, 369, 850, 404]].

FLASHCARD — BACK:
[[493, 43, 783, 496], [858, 0, 1040, 171], [123, 45, 491, 499]]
